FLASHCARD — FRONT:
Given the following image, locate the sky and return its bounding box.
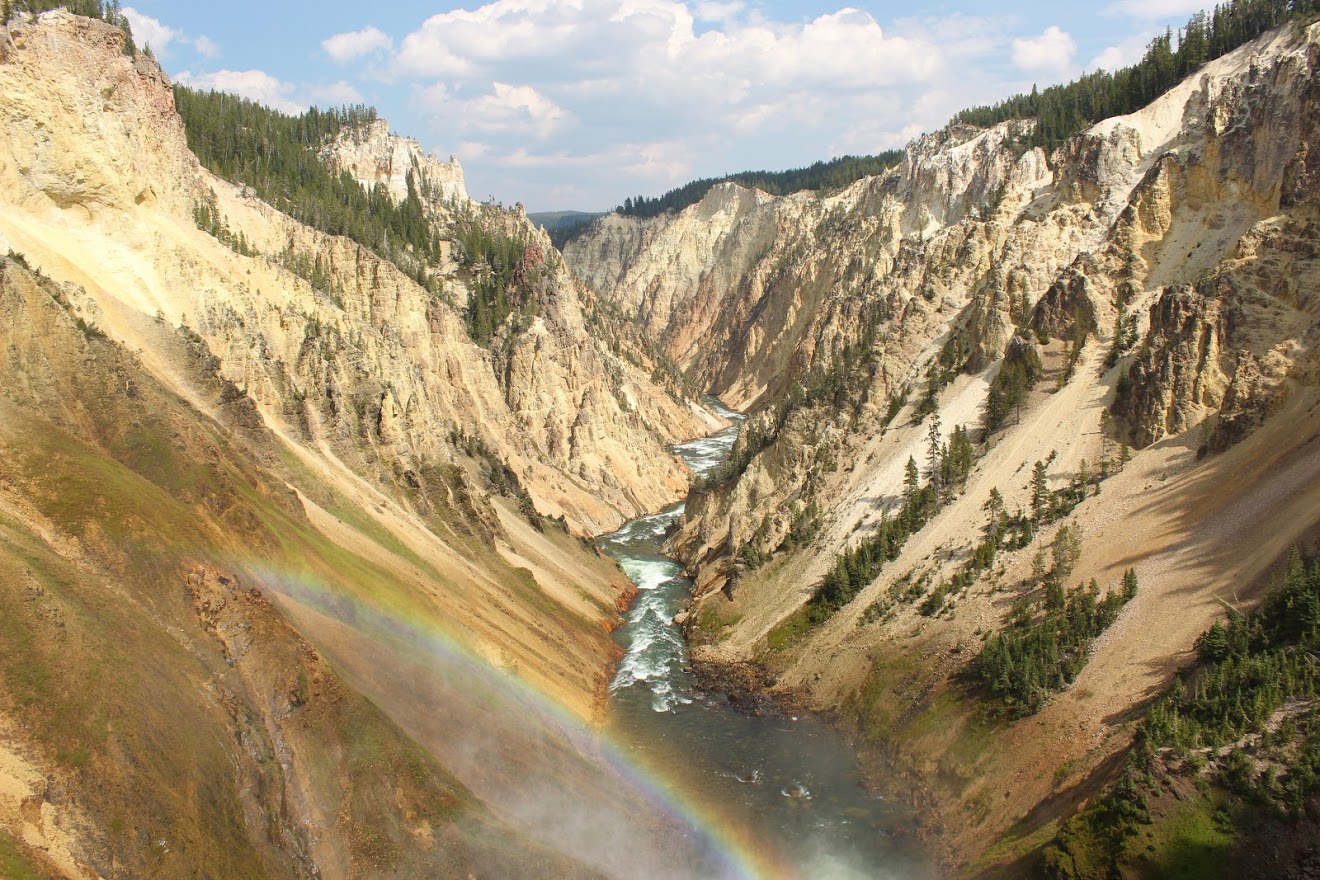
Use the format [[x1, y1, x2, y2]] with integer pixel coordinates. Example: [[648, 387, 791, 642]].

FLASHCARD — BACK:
[[123, 1, 1215, 212]]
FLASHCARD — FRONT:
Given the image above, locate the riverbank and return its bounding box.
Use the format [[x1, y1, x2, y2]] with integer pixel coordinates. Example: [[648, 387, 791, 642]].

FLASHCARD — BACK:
[[689, 652, 959, 877], [600, 404, 933, 878]]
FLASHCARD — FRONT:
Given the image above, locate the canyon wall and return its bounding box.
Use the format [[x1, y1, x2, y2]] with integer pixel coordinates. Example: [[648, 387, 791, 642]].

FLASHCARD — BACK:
[[571, 20, 1320, 875], [0, 11, 718, 878]]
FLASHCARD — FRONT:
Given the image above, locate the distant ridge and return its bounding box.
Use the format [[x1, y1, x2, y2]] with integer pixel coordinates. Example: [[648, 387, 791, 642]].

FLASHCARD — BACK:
[[529, 210, 607, 250]]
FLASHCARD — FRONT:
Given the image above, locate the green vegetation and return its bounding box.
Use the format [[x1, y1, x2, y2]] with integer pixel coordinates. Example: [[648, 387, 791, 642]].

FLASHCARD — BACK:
[[954, 0, 1320, 156], [451, 216, 536, 345], [777, 416, 1109, 638], [191, 188, 256, 258], [1147, 553, 1320, 789], [0, 829, 48, 880], [695, 298, 893, 492], [448, 428, 553, 533], [985, 337, 1043, 434], [969, 570, 1136, 718], [175, 86, 547, 345], [806, 419, 977, 623], [920, 452, 1105, 620], [172, 88, 441, 275], [915, 333, 975, 419], [1105, 264, 1142, 369], [1044, 553, 1320, 878], [616, 151, 904, 219]]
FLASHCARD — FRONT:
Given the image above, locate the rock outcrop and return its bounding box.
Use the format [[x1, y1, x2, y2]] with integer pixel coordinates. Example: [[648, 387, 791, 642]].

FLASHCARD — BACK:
[[1115, 283, 1231, 447], [321, 118, 469, 208]]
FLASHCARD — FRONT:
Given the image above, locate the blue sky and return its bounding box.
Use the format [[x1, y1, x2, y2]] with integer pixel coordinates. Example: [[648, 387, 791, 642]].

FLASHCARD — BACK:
[[125, 1, 1214, 212]]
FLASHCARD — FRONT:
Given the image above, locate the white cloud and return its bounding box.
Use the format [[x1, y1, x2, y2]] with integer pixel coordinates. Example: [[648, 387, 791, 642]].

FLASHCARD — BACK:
[[322, 26, 394, 64], [694, 2, 743, 22], [465, 83, 568, 139], [1089, 33, 1152, 72], [175, 69, 304, 114], [192, 35, 220, 59], [1011, 25, 1077, 75], [123, 6, 177, 53], [1106, 0, 1209, 19], [456, 140, 490, 159], [386, 1, 994, 208], [306, 80, 365, 106], [394, 2, 940, 86], [124, 6, 218, 59]]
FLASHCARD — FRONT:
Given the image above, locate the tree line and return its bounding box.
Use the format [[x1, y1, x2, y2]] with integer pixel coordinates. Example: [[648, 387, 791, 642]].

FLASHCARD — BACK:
[[451, 216, 533, 346], [970, 569, 1137, 718], [954, 0, 1320, 156], [806, 414, 977, 623], [173, 86, 442, 274], [616, 152, 904, 220], [174, 87, 543, 346]]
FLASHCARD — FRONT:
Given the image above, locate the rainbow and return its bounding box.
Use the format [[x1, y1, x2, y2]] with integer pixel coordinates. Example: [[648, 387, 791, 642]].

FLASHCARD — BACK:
[[250, 562, 797, 880]]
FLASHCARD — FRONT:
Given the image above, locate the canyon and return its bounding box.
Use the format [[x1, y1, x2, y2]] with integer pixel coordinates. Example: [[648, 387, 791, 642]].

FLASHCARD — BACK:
[[567, 17, 1320, 876], [1, 5, 1319, 880]]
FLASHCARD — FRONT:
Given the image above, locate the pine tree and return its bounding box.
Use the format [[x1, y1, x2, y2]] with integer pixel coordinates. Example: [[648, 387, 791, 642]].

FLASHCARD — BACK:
[[984, 487, 1006, 543], [1032, 546, 1049, 584], [1052, 522, 1083, 582], [927, 413, 944, 505], [1099, 411, 1114, 477], [1122, 567, 1139, 601], [1031, 460, 1050, 523], [903, 455, 920, 514]]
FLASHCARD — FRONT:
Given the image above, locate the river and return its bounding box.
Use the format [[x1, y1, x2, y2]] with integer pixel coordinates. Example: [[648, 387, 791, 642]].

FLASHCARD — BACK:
[[598, 401, 932, 879]]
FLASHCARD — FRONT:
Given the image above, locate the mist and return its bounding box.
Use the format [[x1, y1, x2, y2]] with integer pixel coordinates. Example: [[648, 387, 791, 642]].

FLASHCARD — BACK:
[[265, 575, 758, 880]]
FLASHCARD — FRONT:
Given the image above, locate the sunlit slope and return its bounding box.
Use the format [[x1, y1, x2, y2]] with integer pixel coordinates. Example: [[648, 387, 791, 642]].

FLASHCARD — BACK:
[[0, 10, 725, 878], [0, 257, 617, 878]]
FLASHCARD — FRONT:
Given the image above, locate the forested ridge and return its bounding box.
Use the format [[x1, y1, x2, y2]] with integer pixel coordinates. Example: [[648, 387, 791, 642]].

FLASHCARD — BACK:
[[955, 0, 1320, 154], [172, 88, 441, 266], [174, 86, 541, 346], [615, 152, 904, 220]]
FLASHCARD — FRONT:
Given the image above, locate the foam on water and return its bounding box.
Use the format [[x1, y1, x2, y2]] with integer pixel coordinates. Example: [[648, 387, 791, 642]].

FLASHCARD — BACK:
[[619, 557, 682, 593], [597, 397, 930, 878], [601, 400, 741, 711], [675, 428, 741, 475]]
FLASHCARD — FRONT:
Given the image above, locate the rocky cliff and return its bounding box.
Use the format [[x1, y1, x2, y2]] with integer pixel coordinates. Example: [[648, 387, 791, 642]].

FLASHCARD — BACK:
[[321, 117, 469, 208], [0, 10, 718, 879], [572, 18, 1320, 875]]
